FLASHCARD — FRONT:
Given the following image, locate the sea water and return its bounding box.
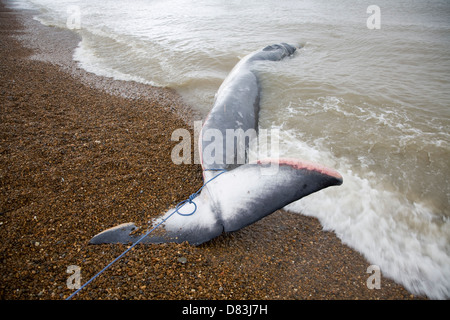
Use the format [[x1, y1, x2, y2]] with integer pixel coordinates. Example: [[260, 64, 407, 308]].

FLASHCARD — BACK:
[[7, 0, 450, 299]]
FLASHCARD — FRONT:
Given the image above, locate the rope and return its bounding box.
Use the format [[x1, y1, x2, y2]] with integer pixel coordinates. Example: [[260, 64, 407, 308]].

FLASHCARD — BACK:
[[65, 169, 226, 300], [174, 168, 226, 216]]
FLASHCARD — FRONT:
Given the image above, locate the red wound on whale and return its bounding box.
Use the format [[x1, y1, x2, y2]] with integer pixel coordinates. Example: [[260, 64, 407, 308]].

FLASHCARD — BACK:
[[256, 158, 343, 181]]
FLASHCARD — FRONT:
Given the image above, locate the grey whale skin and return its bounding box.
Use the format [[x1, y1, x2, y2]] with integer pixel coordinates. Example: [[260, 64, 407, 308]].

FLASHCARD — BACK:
[[89, 43, 343, 246]]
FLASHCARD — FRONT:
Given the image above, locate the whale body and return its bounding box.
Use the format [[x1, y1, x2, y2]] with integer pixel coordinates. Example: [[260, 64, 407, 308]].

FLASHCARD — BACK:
[[89, 43, 343, 246]]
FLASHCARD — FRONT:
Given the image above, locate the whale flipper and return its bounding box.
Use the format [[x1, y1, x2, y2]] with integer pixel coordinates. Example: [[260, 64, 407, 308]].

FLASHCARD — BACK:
[[89, 159, 342, 246]]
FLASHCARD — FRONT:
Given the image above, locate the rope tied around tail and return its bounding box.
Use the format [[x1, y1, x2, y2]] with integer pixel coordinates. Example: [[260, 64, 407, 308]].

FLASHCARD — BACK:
[[66, 168, 226, 300], [174, 168, 226, 216]]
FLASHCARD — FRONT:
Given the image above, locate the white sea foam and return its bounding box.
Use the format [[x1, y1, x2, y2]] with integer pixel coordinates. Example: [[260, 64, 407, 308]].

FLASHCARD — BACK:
[[72, 37, 158, 86], [278, 130, 450, 299]]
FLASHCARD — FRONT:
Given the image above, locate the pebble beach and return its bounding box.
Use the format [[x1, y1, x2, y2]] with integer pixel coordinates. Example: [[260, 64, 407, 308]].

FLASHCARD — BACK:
[[0, 2, 420, 301]]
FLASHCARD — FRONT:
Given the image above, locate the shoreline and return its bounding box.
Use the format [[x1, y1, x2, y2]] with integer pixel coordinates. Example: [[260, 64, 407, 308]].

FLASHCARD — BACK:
[[8, 3, 199, 126], [0, 2, 419, 300]]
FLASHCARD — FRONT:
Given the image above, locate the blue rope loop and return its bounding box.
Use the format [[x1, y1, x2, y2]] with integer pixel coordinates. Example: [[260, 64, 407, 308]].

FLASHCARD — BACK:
[[175, 199, 197, 216], [65, 168, 227, 300], [174, 168, 226, 217]]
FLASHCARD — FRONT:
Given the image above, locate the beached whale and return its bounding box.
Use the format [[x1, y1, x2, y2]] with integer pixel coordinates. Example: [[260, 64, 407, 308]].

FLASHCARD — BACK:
[[89, 43, 343, 246]]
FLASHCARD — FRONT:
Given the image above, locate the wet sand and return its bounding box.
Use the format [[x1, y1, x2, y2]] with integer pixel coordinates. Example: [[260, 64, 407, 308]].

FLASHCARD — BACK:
[[0, 2, 420, 301]]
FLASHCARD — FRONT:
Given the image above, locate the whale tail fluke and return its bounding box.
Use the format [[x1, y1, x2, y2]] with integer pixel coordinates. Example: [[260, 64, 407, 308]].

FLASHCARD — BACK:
[[89, 159, 342, 246]]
